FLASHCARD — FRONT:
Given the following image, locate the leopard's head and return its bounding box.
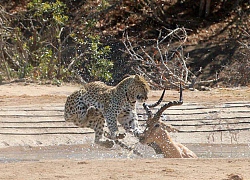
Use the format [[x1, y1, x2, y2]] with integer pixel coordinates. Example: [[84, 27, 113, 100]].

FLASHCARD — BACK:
[[129, 75, 150, 102]]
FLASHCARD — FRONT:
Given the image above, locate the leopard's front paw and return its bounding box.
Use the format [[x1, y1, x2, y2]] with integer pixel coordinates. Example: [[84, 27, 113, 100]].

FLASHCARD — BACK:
[[104, 131, 126, 140], [116, 133, 126, 139]]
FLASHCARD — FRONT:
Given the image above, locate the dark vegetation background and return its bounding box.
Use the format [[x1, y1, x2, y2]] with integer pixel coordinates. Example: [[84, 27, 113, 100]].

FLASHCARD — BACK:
[[0, 0, 249, 88]]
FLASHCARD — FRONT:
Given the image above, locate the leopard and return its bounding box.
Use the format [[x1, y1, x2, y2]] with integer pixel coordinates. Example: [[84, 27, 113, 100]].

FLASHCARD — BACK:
[[64, 74, 150, 147]]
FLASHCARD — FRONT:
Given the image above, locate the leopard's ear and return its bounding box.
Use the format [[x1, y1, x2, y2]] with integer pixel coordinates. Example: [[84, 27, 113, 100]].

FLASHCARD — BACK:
[[135, 74, 140, 81]]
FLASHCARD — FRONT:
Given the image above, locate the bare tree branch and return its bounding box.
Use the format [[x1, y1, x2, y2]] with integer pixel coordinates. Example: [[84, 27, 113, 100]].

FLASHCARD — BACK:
[[123, 28, 191, 89], [123, 27, 219, 90]]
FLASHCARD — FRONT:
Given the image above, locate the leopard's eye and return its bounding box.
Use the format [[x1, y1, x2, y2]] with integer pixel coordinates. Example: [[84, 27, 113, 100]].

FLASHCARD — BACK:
[[137, 95, 142, 99]]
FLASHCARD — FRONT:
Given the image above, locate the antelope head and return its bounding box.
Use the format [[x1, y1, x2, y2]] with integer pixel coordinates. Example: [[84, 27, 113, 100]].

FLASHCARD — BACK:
[[139, 84, 183, 145], [139, 85, 198, 158]]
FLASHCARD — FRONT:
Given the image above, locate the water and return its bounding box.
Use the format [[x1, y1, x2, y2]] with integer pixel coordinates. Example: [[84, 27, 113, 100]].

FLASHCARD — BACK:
[[1, 143, 249, 163]]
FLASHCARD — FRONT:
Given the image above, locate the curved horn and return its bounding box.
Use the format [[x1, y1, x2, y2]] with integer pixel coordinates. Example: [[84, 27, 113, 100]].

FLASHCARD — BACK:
[[143, 88, 166, 119], [154, 83, 183, 120], [146, 88, 166, 108]]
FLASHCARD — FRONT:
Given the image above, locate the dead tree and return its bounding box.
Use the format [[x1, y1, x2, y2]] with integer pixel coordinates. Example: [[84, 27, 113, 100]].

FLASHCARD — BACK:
[[123, 28, 198, 89], [139, 85, 198, 158], [123, 28, 219, 90]]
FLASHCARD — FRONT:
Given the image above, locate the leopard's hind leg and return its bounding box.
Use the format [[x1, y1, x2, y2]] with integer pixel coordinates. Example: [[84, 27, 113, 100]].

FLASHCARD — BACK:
[[66, 103, 114, 148], [64, 100, 88, 126], [85, 107, 114, 148]]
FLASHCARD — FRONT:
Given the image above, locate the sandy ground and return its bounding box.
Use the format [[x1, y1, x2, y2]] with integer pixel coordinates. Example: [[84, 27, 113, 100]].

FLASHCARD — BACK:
[[0, 82, 250, 180], [0, 158, 249, 180]]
